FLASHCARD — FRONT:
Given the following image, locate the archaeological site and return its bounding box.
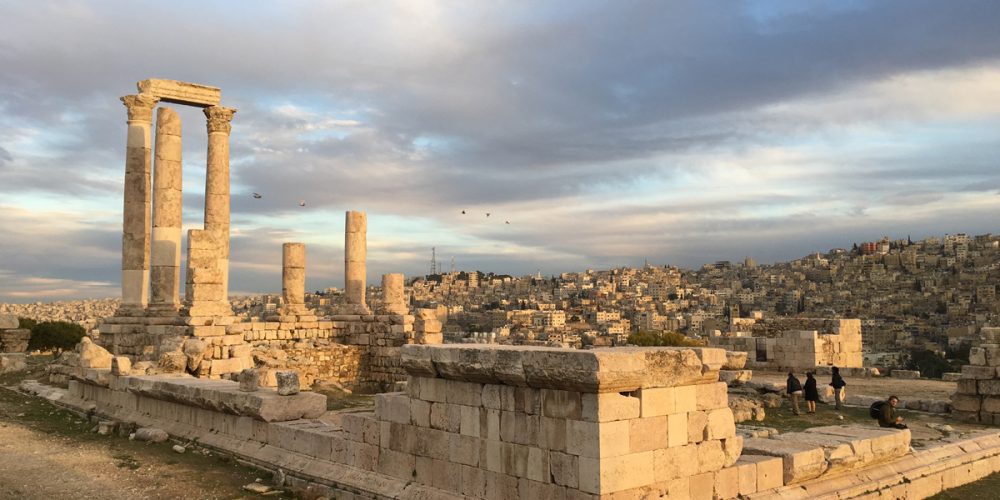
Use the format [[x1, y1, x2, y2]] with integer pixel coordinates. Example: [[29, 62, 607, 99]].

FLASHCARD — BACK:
[[10, 79, 1000, 500]]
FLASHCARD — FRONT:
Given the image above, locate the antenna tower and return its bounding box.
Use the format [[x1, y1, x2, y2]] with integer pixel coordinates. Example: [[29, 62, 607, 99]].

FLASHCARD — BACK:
[[430, 247, 438, 275]]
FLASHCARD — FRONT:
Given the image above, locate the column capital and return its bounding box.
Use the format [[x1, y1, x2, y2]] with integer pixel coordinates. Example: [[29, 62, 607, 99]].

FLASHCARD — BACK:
[[204, 106, 237, 134], [120, 93, 160, 123]]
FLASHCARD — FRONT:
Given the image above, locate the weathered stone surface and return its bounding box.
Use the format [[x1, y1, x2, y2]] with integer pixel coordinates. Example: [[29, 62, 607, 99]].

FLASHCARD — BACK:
[[729, 396, 766, 423], [276, 371, 300, 395], [137, 79, 220, 107], [723, 350, 748, 370], [742, 437, 828, 484], [78, 337, 113, 369], [0, 353, 27, 374], [134, 427, 169, 443], [124, 375, 325, 422], [0, 314, 18, 329], [111, 356, 132, 376], [239, 368, 260, 392], [720, 369, 753, 386], [158, 351, 187, 373]]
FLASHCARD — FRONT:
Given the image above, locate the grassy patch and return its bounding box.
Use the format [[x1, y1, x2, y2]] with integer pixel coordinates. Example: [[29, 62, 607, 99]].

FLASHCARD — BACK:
[[761, 402, 874, 433], [930, 471, 1000, 499], [0, 354, 53, 386]]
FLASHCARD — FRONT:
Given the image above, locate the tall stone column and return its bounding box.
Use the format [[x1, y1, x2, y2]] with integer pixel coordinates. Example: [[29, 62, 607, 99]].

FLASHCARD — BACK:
[[203, 106, 237, 304], [344, 211, 368, 311], [118, 93, 160, 316], [281, 243, 307, 315], [381, 273, 407, 315], [148, 107, 183, 314]]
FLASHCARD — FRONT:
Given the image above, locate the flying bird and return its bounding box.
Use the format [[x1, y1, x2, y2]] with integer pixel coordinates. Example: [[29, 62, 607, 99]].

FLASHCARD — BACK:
[[486, 212, 491, 217], [461, 210, 466, 215], [252, 193, 262, 199], [299, 200, 306, 207], [505, 220, 510, 225]]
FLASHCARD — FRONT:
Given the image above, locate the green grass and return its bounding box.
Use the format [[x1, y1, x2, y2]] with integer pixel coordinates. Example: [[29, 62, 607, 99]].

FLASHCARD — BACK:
[[760, 401, 875, 433], [930, 472, 1000, 499]]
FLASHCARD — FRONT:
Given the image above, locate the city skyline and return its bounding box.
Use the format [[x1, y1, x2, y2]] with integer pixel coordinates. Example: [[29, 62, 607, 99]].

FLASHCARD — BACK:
[[2, 1, 1000, 302]]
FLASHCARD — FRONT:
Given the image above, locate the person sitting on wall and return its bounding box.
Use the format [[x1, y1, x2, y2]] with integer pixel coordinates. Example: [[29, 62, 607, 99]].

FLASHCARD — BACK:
[[786, 372, 804, 416], [804, 372, 819, 414], [878, 395, 908, 429]]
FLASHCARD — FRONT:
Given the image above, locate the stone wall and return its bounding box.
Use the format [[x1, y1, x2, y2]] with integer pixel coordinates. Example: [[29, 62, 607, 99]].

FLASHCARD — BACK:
[[711, 319, 863, 370], [951, 344, 1000, 423]]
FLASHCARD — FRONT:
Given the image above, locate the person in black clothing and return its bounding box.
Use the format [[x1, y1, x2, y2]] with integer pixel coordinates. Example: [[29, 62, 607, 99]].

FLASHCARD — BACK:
[[830, 366, 847, 410], [878, 395, 907, 429], [786, 372, 804, 415], [804, 372, 819, 413]]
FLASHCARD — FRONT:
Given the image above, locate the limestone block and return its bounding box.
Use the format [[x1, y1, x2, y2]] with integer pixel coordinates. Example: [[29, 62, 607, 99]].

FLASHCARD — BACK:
[[238, 368, 259, 392], [957, 379, 979, 395], [499, 410, 539, 445], [738, 454, 784, 492], [567, 419, 630, 458], [460, 405, 481, 437], [550, 451, 579, 488], [741, 437, 828, 484], [687, 410, 708, 443], [523, 348, 645, 393], [891, 369, 920, 379], [674, 385, 697, 413], [0, 314, 18, 329], [636, 347, 707, 388], [962, 365, 996, 379], [970, 347, 987, 366], [638, 387, 675, 417], [666, 412, 688, 448], [735, 459, 758, 496], [541, 389, 583, 419], [275, 371, 300, 395], [952, 394, 983, 413], [581, 391, 640, 422], [158, 351, 187, 373], [78, 337, 113, 369], [714, 466, 740, 500], [690, 347, 727, 371], [446, 379, 483, 407], [376, 448, 415, 479], [723, 350, 748, 370], [720, 369, 753, 386], [696, 439, 726, 474], [978, 380, 1000, 396], [705, 407, 736, 440], [629, 415, 669, 453], [695, 382, 729, 411], [137, 79, 220, 107], [578, 451, 655, 494], [111, 356, 132, 376]]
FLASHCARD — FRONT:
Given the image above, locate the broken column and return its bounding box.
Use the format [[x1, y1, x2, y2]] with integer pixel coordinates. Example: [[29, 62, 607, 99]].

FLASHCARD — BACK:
[[281, 242, 307, 315], [203, 105, 237, 304], [381, 273, 407, 315], [344, 210, 369, 312], [148, 107, 183, 314], [118, 93, 160, 315]]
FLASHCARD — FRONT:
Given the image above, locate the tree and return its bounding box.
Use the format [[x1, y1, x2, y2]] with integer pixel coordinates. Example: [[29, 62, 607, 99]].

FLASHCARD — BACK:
[[18, 317, 37, 330], [28, 321, 85, 354], [906, 349, 953, 379]]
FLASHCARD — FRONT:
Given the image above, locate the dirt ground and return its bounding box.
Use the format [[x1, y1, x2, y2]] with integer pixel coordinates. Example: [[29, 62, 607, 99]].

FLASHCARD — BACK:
[[0, 355, 292, 500], [751, 369, 959, 401]]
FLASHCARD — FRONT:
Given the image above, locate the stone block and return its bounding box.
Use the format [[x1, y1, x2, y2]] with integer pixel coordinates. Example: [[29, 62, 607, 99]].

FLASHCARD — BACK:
[[550, 451, 579, 488], [581, 392, 640, 422], [694, 382, 728, 411], [376, 448, 415, 479], [741, 437, 827, 484], [978, 380, 1000, 396], [951, 394, 982, 413], [275, 371, 300, 395], [629, 415, 668, 453], [962, 365, 996, 379], [714, 466, 739, 500], [448, 433, 480, 466], [653, 444, 698, 482], [446, 379, 483, 407], [479, 408, 500, 440], [687, 410, 708, 443], [637, 387, 674, 417], [541, 389, 583, 419], [723, 350, 748, 370], [688, 471, 714, 500], [735, 459, 757, 496], [460, 405, 481, 437], [705, 407, 736, 440], [566, 419, 630, 458], [696, 439, 726, 473], [673, 385, 696, 413], [137, 78, 221, 107], [375, 392, 412, 424], [111, 356, 132, 376], [970, 347, 987, 366], [667, 412, 688, 447], [410, 398, 431, 427], [578, 451, 655, 494], [738, 454, 784, 492]]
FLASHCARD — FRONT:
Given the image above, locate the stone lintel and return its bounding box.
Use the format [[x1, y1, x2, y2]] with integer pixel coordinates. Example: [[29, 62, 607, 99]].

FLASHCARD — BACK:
[[401, 344, 726, 393], [137, 78, 221, 108], [122, 374, 326, 422]]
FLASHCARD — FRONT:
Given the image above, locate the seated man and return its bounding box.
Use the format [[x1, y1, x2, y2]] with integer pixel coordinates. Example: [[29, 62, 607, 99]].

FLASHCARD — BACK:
[[878, 395, 907, 429]]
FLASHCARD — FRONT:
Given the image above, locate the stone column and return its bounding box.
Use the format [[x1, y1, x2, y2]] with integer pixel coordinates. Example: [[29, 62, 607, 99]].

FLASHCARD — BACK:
[[281, 243, 306, 314], [344, 211, 368, 310], [148, 107, 183, 314], [381, 273, 407, 315], [118, 93, 160, 316], [203, 106, 237, 303]]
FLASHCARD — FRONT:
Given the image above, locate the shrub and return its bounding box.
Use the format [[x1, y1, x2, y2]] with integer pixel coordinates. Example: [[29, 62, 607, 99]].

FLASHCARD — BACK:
[[28, 321, 85, 354], [17, 317, 37, 330], [906, 349, 952, 379]]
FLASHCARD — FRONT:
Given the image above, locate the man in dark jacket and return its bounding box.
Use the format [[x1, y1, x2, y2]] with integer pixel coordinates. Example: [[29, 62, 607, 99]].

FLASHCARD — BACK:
[[878, 395, 907, 429], [786, 372, 803, 415], [830, 366, 847, 410]]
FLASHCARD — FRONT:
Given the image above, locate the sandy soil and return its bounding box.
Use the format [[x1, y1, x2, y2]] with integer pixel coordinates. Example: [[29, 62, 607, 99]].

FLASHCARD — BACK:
[[751, 370, 959, 400]]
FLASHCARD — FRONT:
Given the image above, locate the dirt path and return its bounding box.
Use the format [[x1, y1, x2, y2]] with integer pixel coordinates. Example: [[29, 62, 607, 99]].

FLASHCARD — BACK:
[[0, 385, 289, 500], [751, 370, 958, 400]]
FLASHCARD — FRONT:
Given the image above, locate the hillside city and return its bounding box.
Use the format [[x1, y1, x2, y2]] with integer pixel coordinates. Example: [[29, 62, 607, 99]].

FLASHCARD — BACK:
[[4, 232, 998, 371]]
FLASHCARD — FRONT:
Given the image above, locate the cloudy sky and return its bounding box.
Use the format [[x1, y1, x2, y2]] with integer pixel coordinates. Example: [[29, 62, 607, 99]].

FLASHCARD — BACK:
[[1, 1, 999, 303]]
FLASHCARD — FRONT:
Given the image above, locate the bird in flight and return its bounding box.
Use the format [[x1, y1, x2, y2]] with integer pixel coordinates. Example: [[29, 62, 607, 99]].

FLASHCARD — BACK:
[[299, 200, 306, 207], [486, 212, 491, 217], [505, 220, 510, 225], [461, 210, 466, 215], [252, 193, 262, 199]]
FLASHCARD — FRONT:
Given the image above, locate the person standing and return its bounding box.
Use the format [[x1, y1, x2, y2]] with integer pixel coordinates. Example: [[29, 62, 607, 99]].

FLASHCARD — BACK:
[[787, 372, 804, 415], [804, 372, 819, 414], [830, 366, 847, 410]]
